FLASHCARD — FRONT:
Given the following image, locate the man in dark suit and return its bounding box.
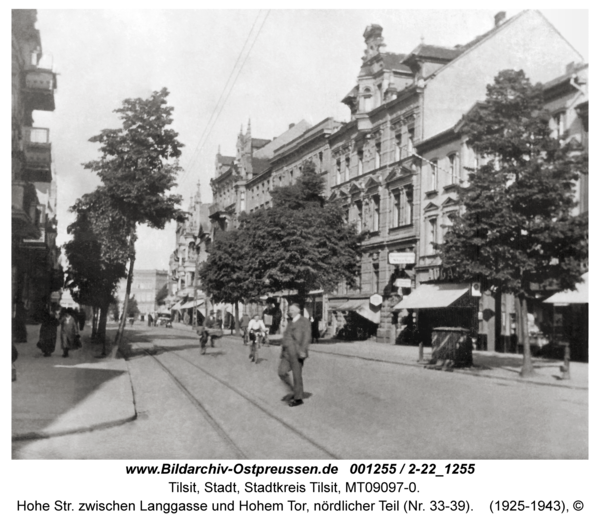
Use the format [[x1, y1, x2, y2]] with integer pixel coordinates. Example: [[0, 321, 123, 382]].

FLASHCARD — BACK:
[[279, 303, 311, 407]]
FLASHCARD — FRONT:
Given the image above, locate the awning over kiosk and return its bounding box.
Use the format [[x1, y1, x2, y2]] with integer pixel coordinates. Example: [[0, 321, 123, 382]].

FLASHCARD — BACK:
[[171, 299, 204, 310], [334, 298, 380, 324], [544, 273, 588, 304], [393, 283, 470, 310]]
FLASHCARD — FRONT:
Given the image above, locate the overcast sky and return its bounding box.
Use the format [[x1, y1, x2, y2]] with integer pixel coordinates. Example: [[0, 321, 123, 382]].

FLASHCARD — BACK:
[[28, 8, 588, 270]]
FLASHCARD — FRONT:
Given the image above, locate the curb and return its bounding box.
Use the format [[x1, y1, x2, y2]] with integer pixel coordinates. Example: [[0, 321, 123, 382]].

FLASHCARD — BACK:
[[12, 413, 138, 442]]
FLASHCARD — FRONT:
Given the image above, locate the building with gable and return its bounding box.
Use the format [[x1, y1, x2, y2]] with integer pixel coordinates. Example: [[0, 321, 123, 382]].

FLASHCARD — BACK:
[[326, 11, 586, 345]]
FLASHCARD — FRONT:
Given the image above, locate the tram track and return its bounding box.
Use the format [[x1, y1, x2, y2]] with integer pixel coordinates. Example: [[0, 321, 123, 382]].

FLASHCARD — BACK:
[[144, 348, 340, 460]]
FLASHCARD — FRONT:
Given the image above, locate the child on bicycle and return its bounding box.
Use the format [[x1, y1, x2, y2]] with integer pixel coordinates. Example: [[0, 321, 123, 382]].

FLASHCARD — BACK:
[[248, 314, 267, 363]]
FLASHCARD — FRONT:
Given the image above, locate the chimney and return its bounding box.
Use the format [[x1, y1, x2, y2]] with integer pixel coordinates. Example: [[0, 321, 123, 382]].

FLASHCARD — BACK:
[[494, 11, 506, 27], [289, 123, 295, 129]]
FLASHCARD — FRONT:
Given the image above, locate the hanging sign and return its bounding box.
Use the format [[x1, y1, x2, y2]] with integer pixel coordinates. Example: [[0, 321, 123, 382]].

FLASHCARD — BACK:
[[388, 252, 415, 265], [394, 278, 412, 288], [370, 293, 383, 306]]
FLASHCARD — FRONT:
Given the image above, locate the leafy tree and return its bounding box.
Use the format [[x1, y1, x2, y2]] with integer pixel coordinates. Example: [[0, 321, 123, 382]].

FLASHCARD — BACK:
[[126, 296, 140, 318], [64, 187, 132, 343], [155, 283, 168, 305], [438, 69, 588, 376], [83, 88, 184, 348], [239, 161, 364, 303], [198, 228, 262, 335]]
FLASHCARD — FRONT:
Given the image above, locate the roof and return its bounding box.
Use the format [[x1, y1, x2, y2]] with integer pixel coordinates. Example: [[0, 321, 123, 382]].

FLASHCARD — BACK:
[[253, 120, 312, 159], [216, 154, 235, 165], [251, 138, 271, 150], [251, 157, 271, 175], [543, 63, 587, 91], [405, 43, 462, 63], [381, 52, 411, 72]]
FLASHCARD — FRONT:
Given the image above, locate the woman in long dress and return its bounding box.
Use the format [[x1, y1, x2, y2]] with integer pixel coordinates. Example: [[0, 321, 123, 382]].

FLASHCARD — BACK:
[[38, 309, 59, 357]]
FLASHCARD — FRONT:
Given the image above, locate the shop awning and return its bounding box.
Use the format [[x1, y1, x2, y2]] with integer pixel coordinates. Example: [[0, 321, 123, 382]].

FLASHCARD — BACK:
[[544, 273, 588, 304], [170, 301, 184, 311], [180, 299, 204, 309], [333, 298, 380, 324], [393, 283, 470, 310]]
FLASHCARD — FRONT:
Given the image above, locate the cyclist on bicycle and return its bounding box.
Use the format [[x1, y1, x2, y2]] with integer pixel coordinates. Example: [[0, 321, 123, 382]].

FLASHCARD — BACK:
[[248, 314, 267, 363]]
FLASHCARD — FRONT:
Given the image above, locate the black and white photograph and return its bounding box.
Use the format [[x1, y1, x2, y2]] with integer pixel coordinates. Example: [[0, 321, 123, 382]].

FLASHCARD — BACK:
[[10, 5, 590, 471]]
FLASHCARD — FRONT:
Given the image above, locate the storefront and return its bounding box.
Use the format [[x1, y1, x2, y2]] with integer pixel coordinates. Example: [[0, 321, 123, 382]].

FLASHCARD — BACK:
[[393, 282, 478, 346], [329, 295, 381, 340]]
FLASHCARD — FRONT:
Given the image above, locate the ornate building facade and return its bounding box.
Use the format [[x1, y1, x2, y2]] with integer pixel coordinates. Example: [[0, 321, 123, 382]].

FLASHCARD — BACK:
[[167, 182, 211, 322], [12, 9, 62, 324], [203, 11, 587, 346]]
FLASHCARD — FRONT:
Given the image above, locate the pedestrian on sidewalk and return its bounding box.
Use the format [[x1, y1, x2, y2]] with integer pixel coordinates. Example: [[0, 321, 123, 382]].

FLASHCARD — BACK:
[[12, 343, 18, 382], [37, 309, 59, 357], [12, 301, 28, 343], [240, 313, 250, 345], [278, 303, 311, 407], [60, 308, 79, 358], [311, 315, 321, 344], [77, 308, 86, 331]]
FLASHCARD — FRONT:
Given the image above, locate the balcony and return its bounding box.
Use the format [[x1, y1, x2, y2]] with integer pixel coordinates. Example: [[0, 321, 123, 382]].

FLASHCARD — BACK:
[[12, 182, 40, 240], [22, 127, 52, 182], [22, 68, 56, 112], [209, 202, 224, 217]]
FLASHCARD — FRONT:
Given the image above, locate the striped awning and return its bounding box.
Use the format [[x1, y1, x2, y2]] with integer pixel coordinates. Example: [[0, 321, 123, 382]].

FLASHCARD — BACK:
[[544, 273, 588, 304]]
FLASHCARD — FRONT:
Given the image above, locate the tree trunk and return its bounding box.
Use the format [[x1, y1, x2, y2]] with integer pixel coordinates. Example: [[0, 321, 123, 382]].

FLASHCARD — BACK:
[[97, 301, 109, 342], [115, 242, 136, 348], [234, 301, 240, 336], [519, 294, 535, 377]]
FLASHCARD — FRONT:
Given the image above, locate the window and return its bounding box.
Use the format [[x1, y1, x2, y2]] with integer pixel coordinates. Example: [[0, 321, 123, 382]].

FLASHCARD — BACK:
[[375, 143, 381, 169], [373, 263, 380, 293], [392, 186, 413, 227], [392, 191, 400, 227], [394, 139, 401, 162], [448, 153, 459, 185], [427, 217, 438, 254], [363, 88, 373, 112], [318, 151, 323, 171], [430, 159, 438, 191], [551, 111, 566, 140], [401, 126, 415, 158], [344, 157, 350, 182], [358, 150, 364, 176], [372, 195, 380, 232], [336, 159, 341, 185], [355, 201, 363, 232]]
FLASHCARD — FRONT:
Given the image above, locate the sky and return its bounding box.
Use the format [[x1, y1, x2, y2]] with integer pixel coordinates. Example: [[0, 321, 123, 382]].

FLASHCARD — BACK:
[[23, 7, 589, 271]]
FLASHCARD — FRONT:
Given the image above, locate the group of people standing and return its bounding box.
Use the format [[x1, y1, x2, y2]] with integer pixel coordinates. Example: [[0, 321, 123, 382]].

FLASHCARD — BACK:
[[37, 307, 85, 358]]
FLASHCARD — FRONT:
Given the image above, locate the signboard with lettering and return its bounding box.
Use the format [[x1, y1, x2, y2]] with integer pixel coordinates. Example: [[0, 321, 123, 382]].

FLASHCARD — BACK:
[[394, 278, 412, 288], [388, 252, 415, 265]]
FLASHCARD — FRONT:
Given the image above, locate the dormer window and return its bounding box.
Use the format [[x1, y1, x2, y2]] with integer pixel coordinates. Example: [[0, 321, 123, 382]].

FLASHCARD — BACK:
[[363, 88, 373, 112]]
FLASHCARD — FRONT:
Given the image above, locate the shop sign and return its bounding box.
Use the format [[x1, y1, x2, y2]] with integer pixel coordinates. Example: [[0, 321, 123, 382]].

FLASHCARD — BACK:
[[388, 252, 415, 265], [370, 293, 383, 306], [394, 278, 412, 288]]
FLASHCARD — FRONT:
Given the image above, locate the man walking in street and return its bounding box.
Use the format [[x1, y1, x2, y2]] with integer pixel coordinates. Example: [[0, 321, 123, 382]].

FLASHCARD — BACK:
[[279, 303, 311, 407]]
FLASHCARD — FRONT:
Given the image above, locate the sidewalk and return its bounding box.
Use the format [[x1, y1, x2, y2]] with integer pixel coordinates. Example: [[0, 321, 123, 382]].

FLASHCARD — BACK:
[[11, 324, 136, 441], [12, 322, 587, 443], [261, 333, 588, 390]]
